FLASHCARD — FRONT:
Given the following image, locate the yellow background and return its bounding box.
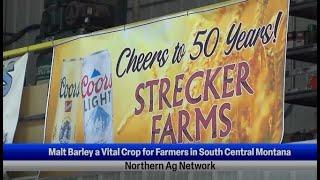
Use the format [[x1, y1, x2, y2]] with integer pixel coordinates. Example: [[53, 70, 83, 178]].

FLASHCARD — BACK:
[[44, 0, 289, 143]]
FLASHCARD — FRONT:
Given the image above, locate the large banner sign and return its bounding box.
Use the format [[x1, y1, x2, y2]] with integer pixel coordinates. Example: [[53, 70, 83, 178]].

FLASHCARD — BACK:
[[3, 54, 28, 144], [45, 0, 289, 143]]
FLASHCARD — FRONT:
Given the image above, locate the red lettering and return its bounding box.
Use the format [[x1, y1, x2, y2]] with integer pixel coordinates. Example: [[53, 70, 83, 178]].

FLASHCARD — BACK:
[[172, 74, 184, 107], [95, 77, 104, 93], [87, 81, 95, 96], [135, 83, 145, 115], [178, 110, 193, 143], [159, 78, 171, 110], [146, 79, 159, 112], [151, 115, 162, 143], [236, 62, 254, 95], [81, 75, 89, 98], [104, 75, 109, 90], [222, 64, 235, 98], [219, 103, 232, 137], [185, 71, 204, 104], [204, 67, 221, 101], [107, 75, 112, 89], [159, 113, 177, 143], [195, 105, 217, 141], [81, 74, 112, 97]]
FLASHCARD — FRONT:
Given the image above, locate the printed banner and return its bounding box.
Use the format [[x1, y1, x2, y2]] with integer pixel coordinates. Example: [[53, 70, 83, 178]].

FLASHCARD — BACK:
[[45, 0, 289, 143], [3, 53, 28, 143], [51, 58, 82, 143]]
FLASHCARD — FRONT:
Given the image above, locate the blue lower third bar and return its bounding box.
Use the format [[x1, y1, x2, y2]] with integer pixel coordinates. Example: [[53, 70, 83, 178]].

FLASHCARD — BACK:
[[3, 144, 317, 160]]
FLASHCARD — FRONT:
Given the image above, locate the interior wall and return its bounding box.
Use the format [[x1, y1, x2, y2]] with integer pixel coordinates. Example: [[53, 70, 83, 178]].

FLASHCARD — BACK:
[[3, 0, 43, 50], [285, 16, 317, 135]]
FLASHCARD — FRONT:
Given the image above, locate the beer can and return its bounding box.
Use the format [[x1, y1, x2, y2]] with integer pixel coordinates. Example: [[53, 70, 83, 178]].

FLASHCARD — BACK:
[[52, 58, 82, 143], [81, 50, 113, 143]]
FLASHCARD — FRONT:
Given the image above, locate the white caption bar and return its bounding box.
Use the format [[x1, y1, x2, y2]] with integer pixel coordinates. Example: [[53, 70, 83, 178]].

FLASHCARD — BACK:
[[4, 161, 316, 171]]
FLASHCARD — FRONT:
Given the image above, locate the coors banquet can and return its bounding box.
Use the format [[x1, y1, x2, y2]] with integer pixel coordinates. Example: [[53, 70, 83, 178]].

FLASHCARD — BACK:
[[52, 58, 82, 143], [82, 50, 113, 143]]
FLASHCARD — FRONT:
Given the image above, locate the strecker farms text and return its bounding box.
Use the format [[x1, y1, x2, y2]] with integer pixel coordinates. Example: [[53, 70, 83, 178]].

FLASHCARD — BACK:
[[134, 62, 254, 143]]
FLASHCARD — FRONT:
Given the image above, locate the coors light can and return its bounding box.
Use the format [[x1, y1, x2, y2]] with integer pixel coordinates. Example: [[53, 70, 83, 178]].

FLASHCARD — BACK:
[[82, 50, 113, 143], [52, 58, 82, 143]]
